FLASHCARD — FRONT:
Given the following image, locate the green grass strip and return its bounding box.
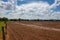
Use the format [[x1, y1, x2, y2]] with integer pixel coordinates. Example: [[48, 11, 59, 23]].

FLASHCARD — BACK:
[[0, 21, 5, 32]]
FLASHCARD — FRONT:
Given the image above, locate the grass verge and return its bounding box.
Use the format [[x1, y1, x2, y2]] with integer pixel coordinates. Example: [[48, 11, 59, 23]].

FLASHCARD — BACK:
[[0, 21, 5, 40]]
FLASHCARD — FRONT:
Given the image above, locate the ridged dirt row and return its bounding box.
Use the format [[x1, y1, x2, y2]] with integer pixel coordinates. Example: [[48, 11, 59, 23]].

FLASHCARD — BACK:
[[7, 21, 60, 40]]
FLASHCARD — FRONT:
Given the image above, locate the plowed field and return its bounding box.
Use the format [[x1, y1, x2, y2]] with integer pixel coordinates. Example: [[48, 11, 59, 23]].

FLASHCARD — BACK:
[[7, 21, 60, 40]]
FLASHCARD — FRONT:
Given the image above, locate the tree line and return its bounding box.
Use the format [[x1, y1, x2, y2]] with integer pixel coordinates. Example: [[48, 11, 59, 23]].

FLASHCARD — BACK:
[[0, 17, 60, 21], [0, 17, 8, 21]]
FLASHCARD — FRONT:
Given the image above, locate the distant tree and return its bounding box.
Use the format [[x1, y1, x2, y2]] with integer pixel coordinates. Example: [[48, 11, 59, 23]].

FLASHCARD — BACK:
[[0, 17, 8, 21], [2, 17, 8, 21], [0, 17, 1, 20], [18, 18, 21, 21], [9, 19, 18, 21]]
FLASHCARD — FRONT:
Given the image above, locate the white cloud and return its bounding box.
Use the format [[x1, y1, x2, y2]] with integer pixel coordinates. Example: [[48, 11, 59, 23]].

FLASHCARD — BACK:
[[15, 1, 60, 20], [49, 0, 60, 8], [15, 2, 51, 19], [0, 0, 60, 20]]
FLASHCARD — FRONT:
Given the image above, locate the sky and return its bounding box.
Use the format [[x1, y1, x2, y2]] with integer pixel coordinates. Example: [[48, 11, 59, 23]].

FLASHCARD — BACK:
[[0, 0, 60, 20]]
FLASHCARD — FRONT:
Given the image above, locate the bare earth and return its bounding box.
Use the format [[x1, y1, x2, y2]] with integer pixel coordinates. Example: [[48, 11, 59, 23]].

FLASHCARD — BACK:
[[7, 21, 60, 40]]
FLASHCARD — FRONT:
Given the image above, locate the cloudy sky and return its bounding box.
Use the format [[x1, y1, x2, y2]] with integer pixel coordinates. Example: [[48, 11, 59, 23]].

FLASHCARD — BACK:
[[0, 0, 60, 20]]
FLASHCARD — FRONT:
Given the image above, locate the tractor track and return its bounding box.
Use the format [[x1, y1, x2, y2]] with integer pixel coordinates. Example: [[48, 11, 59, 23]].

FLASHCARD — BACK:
[[7, 21, 60, 40]]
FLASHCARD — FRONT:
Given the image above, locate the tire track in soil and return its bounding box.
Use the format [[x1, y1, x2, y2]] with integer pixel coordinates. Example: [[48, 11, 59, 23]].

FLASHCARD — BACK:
[[7, 22, 60, 40], [7, 25, 23, 40], [7, 23, 41, 40], [15, 22, 60, 32]]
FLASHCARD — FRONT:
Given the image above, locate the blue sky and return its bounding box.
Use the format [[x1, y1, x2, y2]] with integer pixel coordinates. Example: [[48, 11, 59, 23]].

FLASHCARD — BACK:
[[0, 0, 60, 19], [3, 0, 54, 5], [2, 0, 60, 11]]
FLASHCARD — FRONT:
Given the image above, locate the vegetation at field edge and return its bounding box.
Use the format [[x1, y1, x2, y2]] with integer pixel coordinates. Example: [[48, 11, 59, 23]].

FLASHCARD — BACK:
[[0, 21, 5, 40]]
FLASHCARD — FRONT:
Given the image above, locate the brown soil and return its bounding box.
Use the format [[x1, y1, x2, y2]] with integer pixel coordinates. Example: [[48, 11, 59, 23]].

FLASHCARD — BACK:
[[7, 21, 60, 40], [0, 33, 2, 40]]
